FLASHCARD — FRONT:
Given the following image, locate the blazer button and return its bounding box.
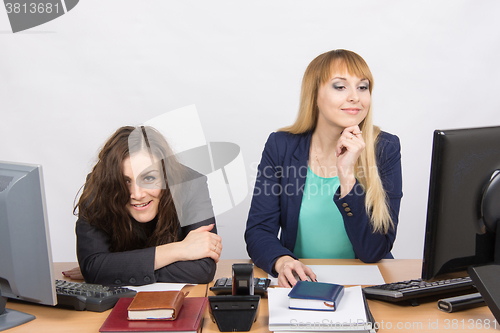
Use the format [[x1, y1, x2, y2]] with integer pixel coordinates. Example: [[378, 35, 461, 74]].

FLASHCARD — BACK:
[[342, 203, 348, 207], [114, 279, 122, 285], [129, 278, 136, 284], [347, 212, 353, 217], [344, 207, 351, 212], [144, 276, 151, 283]]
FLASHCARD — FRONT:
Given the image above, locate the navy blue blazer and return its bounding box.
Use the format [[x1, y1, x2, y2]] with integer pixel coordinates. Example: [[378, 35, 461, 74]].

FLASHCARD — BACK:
[[244, 131, 403, 276]]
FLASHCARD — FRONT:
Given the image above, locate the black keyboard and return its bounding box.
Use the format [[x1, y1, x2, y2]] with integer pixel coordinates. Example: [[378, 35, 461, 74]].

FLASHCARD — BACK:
[[210, 277, 271, 296], [363, 276, 477, 304], [55, 280, 137, 312]]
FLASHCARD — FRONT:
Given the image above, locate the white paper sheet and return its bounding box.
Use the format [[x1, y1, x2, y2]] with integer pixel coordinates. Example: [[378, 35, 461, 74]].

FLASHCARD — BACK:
[[124, 283, 188, 292], [269, 265, 385, 286], [268, 286, 371, 332]]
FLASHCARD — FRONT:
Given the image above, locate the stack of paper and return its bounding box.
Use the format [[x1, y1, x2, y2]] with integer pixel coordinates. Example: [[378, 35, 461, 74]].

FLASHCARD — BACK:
[[268, 286, 374, 333]]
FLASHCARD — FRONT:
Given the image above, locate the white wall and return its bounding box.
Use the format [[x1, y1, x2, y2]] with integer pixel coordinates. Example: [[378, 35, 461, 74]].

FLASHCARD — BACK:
[[1, 0, 500, 263]]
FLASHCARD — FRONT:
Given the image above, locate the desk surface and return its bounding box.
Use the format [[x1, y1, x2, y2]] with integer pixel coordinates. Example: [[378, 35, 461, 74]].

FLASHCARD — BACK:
[[6, 260, 498, 332], [5, 262, 207, 333], [204, 259, 498, 333]]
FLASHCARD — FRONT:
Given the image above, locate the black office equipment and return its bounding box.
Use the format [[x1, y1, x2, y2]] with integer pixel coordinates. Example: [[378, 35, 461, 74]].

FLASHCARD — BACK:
[[232, 263, 255, 295], [209, 264, 261, 331], [467, 167, 500, 321], [421, 126, 500, 280], [210, 277, 270, 296], [468, 264, 500, 322], [55, 280, 136, 312], [208, 295, 260, 332], [366, 126, 500, 306], [438, 292, 485, 313], [363, 276, 476, 305]]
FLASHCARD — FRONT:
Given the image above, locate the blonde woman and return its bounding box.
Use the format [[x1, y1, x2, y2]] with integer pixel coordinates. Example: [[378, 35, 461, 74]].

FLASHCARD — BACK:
[[245, 50, 402, 287]]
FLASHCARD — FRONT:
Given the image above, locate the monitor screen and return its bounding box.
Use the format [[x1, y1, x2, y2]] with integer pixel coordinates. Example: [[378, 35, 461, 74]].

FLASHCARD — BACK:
[[421, 126, 500, 281], [0, 161, 56, 330]]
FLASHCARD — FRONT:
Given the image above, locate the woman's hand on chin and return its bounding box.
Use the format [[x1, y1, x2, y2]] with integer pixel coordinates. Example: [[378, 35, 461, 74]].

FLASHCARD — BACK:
[[336, 125, 365, 197]]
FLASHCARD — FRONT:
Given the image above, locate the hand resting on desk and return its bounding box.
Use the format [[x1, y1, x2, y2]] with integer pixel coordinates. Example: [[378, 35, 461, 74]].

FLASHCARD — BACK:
[[65, 224, 222, 282], [62, 266, 84, 280], [274, 255, 317, 287]]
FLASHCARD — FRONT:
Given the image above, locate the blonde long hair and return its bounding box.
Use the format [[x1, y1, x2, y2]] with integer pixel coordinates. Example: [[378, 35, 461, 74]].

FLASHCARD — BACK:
[[280, 49, 393, 234]]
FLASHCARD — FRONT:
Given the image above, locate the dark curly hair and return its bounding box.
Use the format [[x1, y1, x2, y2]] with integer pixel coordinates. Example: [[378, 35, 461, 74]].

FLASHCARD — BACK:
[[74, 126, 185, 252]]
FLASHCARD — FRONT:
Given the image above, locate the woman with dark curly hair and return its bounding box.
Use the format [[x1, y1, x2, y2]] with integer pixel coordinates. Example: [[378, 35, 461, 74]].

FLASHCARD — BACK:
[[64, 125, 221, 286]]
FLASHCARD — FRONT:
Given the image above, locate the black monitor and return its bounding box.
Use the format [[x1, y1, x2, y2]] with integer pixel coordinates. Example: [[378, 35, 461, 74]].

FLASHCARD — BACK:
[[421, 126, 500, 281], [0, 161, 57, 330]]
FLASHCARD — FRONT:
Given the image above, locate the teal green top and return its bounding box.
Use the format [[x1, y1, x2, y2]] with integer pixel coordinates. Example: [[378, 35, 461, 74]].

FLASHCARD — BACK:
[[293, 166, 355, 259]]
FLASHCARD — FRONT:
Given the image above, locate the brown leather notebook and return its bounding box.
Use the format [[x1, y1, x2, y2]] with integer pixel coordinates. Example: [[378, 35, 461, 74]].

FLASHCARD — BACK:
[[127, 291, 187, 320]]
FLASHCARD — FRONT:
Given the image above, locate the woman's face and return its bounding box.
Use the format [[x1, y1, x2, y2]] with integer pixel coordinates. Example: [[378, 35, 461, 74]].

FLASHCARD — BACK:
[[316, 71, 371, 131], [123, 151, 163, 223]]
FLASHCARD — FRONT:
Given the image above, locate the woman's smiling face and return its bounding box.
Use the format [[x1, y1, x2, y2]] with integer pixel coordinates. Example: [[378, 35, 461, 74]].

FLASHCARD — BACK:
[[123, 151, 163, 223], [316, 70, 371, 131]]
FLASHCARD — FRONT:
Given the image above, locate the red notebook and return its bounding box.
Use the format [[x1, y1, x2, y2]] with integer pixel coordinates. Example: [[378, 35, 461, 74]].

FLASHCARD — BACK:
[[100, 297, 208, 333]]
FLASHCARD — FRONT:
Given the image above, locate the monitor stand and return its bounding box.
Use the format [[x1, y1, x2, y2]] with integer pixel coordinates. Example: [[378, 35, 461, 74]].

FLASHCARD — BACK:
[[468, 180, 500, 324], [0, 295, 36, 331], [468, 263, 500, 323]]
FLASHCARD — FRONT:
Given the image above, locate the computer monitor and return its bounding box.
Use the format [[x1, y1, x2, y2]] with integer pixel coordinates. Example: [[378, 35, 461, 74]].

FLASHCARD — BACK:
[[0, 161, 56, 330], [421, 126, 500, 281]]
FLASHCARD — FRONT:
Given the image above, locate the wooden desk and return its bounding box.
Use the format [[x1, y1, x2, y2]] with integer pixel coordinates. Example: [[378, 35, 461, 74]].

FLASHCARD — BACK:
[[204, 259, 499, 332], [6, 262, 207, 333], [5, 260, 498, 332]]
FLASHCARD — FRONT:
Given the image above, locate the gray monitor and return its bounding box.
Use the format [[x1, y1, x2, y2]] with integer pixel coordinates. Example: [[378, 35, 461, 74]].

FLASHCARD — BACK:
[[0, 161, 56, 330]]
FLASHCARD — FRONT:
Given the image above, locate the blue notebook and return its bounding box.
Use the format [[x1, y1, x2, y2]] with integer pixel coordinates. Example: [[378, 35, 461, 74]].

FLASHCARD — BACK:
[[288, 281, 344, 311]]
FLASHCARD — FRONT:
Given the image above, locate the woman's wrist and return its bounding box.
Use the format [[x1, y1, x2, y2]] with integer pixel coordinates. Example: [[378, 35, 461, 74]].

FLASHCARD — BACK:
[[154, 242, 181, 270], [274, 255, 295, 274], [339, 173, 356, 198]]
